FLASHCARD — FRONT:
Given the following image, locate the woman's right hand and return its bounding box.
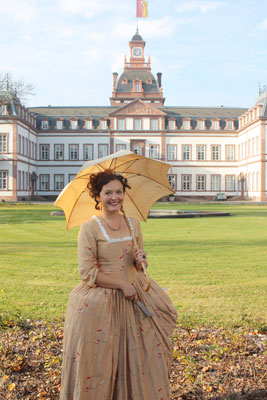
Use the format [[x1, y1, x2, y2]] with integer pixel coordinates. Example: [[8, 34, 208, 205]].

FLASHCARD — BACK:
[[121, 282, 138, 302]]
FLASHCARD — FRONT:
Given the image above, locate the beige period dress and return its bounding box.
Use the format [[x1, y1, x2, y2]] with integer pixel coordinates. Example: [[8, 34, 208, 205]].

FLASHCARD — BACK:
[[60, 216, 177, 400]]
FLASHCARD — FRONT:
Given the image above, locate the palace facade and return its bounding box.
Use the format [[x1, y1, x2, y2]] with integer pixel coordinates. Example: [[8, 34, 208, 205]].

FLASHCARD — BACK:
[[1, 31, 267, 201]]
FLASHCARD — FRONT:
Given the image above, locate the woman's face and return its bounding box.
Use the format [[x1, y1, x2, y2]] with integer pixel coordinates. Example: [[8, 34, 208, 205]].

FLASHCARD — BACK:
[[97, 179, 124, 214]]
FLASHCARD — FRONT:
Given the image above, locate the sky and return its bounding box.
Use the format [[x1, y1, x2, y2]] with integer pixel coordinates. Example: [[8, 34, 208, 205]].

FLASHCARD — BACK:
[[0, 0, 267, 109]]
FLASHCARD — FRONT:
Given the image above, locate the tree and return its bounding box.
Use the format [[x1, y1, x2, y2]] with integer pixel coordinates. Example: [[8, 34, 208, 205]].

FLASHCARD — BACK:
[[0, 71, 36, 104]]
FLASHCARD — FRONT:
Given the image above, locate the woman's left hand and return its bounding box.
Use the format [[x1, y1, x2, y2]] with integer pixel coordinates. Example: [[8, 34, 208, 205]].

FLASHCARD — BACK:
[[134, 247, 148, 271]]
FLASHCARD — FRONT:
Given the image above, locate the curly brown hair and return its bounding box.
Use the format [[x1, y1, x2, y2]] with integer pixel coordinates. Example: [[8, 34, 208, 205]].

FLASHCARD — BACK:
[[87, 170, 131, 210]]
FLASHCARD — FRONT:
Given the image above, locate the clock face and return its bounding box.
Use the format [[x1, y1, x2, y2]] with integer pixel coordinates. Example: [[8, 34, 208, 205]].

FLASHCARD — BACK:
[[133, 47, 142, 57]]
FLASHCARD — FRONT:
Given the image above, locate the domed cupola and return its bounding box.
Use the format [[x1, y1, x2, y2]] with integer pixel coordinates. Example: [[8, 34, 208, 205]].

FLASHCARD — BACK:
[[110, 32, 165, 106]]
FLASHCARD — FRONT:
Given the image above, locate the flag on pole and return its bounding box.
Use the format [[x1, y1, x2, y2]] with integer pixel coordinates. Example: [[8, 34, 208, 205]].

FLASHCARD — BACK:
[[136, 0, 148, 18]]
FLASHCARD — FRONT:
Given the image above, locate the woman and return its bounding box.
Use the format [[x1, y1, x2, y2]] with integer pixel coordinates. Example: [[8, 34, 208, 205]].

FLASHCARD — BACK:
[[60, 170, 177, 400]]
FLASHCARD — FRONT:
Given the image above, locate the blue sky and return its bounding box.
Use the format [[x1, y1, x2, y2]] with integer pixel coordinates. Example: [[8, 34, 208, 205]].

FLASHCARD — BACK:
[[1, 0, 267, 108]]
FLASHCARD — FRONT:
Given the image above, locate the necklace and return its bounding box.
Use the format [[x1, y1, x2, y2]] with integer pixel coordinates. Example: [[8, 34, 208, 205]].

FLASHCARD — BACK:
[[102, 216, 121, 231]]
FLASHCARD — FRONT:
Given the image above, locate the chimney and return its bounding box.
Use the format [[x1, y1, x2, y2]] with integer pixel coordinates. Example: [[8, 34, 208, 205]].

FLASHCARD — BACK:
[[113, 72, 118, 89], [157, 72, 162, 88]]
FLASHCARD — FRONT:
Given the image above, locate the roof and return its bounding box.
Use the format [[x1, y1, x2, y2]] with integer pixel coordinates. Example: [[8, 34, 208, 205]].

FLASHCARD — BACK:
[[160, 106, 247, 119], [27, 106, 117, 118], [116, 71, 159, 93], [27, 105, 247, 120], [131, 32, 144, 41]]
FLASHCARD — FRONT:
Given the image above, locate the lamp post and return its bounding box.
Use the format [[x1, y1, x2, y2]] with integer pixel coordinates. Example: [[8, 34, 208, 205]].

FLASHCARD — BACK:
[[238, 172, 245, 199]]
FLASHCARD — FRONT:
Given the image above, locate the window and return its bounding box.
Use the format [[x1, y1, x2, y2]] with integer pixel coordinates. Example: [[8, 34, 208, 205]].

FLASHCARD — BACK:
[[117, 119, 124, 130], [168, 175, 176, 190], [212, 145, 220, 161], [197, 145, 205, 160], [100, 120, 107, 129], [228, 120, 234, 130], [135, 83, 140, 92], [182, 175, 191, 191], [18, 135, 21, 154], [134, 119, 141, 130], [69, 145, 78, 160], [132, 144, 142, 155], [198, 120, 205, 130], [71, 120, 78, 130], [252, 138, 256, 156], [211, 175, 220, 191], [85, 120, 92, 129], [54, 144, 64, 160], [56, 120, 63, 129], [84, 144, 93, 160], [116, 144, 126, 152], [184, 120, 190, 130], [226, 145, 235, 161], [40, 175, 49, 191], [197, 175, 205, 191], [151, 119, 158, 130], [226, 175, 235, 191], [0, 171, 7, 189], [22, 171, 25, 190], [69, 174, 76, 182], [149, 145, 159, 159], [169, 120, 175, 130], [213, 121, 219, 130], [55, 175, 64, 191], [40, 144, 49, 160], [167, 145, 176, 161], [256, 136, 260, 154], [183, 145, 191, 160], [41, 120, 48, 129], [99, 144, 108, 158], [0, 135, 7, 152], [18, 171, 21, 190]]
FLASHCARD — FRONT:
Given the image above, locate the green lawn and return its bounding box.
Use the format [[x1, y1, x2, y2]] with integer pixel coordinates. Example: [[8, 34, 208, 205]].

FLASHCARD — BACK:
[[0, 202, 266, 329]]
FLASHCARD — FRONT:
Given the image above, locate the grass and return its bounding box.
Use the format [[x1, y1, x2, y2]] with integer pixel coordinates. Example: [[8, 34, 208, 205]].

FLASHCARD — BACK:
[[0, 202, 267, 329]]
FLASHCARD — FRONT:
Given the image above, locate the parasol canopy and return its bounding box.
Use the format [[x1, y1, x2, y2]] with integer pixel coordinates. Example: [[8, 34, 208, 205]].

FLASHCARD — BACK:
[[54, 150, 174, 230]]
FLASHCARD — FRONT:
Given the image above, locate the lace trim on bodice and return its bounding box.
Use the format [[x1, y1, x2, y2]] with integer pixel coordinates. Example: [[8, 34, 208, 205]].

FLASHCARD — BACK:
[[93, 215, 134, 243]]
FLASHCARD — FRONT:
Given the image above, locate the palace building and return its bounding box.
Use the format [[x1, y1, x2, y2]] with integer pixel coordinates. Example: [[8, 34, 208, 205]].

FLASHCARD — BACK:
[[1, 31, 267, 202]]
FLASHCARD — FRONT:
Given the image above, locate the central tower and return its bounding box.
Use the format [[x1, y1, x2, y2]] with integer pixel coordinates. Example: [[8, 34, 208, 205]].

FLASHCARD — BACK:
[[110, 31, 165, 106]]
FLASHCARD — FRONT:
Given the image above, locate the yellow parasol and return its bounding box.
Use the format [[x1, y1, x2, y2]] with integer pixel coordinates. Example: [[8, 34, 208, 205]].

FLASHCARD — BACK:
[[54, 150, 174, 290]]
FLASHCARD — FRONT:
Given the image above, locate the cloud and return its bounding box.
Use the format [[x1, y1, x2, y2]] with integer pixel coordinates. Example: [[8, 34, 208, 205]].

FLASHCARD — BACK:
[[112, 16, 190, 41], [254, 18, 267, 32], [1, 0, 37, 22], [176, 1, 226, 14], [58, 0, 132, 19]]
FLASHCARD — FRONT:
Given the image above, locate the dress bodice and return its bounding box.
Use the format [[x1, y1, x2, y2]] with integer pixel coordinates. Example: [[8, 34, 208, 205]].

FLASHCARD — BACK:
[[78, 215, 144, 286]]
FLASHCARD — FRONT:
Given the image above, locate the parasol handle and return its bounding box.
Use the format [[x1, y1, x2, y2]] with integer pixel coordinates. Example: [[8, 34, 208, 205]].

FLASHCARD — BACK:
[[122, 213, 150, 292]]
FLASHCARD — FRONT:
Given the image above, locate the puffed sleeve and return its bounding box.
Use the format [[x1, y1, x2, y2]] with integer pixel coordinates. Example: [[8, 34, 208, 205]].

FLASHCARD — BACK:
[[78, 221, 99, 287]]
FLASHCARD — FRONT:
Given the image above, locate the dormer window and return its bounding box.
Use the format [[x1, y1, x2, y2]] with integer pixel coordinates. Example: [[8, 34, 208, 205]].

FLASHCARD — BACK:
[[213, 120, 219, 130], [227, 120, 234, 130], [122, 78, 128, 85], [132, 79, 142, 93], [85, 120, 93, 129], [183, 120, 191, 130], [169, 120, 176, 130], [198, 120, 205, 130], [100, 120, 107, 129], [41, 120, 48, 130], [56, 120, 63, 130], [71, 120, 78, 130]]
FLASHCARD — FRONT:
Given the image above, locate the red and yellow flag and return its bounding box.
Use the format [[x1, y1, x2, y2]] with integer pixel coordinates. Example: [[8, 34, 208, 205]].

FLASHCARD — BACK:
[[136, 0, 148, 18]]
